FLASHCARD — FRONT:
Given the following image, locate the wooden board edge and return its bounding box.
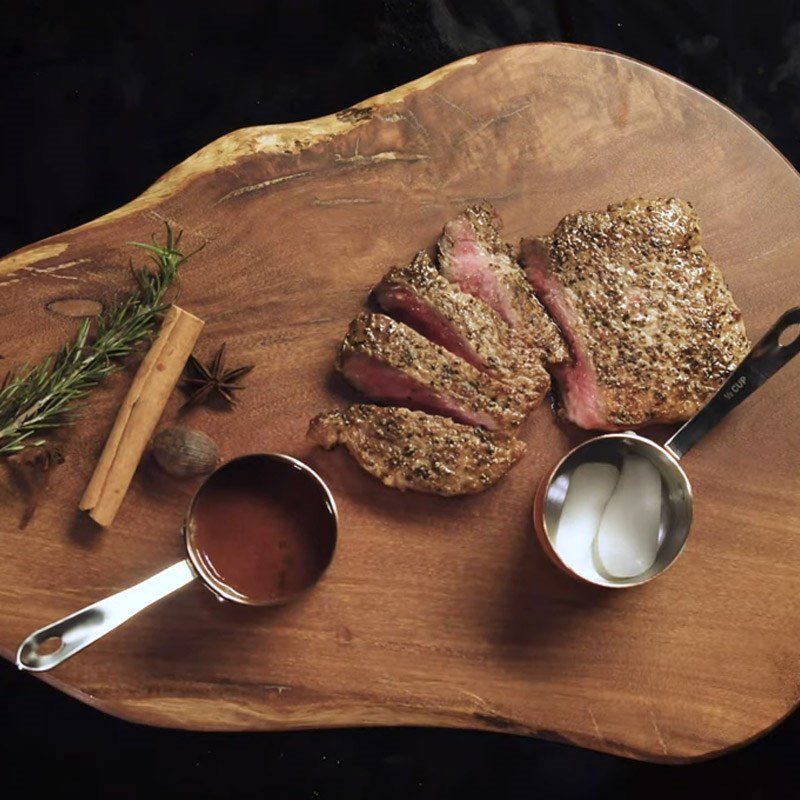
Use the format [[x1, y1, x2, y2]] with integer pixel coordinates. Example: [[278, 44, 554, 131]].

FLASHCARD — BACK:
[[2, 41, 800, 762], [0, 52, 479, 278], [4, 40, 797, 274], [6, 633, 795, 763], [73, 695, 800, 764]]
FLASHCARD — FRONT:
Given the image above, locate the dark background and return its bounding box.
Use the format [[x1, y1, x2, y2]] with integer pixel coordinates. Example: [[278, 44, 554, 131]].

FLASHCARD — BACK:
[[3, 1, 800, 797]]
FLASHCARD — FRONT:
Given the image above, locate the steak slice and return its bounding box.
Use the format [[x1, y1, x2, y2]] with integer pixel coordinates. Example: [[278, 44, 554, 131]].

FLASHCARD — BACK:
[[521, 197, 750, 430], [371, 251, 550, 407], [336, 312, 526, 430], [438, 204, 568, 364], [308, 404, 526, 495]]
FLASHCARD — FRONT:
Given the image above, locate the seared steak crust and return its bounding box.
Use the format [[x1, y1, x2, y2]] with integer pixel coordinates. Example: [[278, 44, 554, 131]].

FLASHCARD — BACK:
[[438, 204, 568, 364], [522, 198, 750, 429], [336, 312, 526, 430], [372, 251, 550, 407], [308, 404, 526, 495]]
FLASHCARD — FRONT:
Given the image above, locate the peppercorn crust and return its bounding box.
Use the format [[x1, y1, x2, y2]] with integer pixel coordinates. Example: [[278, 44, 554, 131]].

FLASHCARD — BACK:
[[337, 312, 528, 430], [308, 405, 526, 495], [522, 198, 750, 428]]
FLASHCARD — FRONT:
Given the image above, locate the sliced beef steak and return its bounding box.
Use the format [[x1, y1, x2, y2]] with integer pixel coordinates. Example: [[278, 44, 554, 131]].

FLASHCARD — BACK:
[[308, 404, 526, 495], [336, 312, 527, 430], [372, 251, 550, 407], [438, 204, 568, 364], [521, 197, 750, 430]]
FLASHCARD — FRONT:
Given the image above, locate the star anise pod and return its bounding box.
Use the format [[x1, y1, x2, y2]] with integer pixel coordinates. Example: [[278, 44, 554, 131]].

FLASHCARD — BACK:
[[181, 343, 254, 409]]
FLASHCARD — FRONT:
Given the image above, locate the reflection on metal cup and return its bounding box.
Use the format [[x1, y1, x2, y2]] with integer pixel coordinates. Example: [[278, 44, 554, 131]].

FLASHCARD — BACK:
[[534, 432, 692, 588], [16, 453, 338, 671], [533, 307, 800, 589]]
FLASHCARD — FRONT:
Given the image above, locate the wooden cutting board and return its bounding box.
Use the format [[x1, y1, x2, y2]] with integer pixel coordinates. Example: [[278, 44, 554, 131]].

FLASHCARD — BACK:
[[1, 43, 799, 763]]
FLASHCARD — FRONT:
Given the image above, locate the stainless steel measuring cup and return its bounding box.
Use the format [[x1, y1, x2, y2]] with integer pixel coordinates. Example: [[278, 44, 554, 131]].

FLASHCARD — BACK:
[[17, 453, 338, 671], [534, 307, 800, 587]]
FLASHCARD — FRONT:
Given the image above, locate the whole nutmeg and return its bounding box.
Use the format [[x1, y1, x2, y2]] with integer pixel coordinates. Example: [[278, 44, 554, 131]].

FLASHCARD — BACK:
[[151, 427, 219, 478]]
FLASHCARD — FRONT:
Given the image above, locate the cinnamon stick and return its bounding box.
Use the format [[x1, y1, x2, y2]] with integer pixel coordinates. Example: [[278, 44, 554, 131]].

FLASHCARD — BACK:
[[80, 305, 204, 527]]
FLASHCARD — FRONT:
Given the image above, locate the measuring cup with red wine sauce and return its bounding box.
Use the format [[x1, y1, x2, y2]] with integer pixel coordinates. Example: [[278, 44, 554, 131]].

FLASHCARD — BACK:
[[17, 453, 338, 671]]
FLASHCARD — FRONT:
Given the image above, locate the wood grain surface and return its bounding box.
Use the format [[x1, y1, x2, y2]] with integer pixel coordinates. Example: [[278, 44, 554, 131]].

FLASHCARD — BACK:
[[1, 43, 799, 763]]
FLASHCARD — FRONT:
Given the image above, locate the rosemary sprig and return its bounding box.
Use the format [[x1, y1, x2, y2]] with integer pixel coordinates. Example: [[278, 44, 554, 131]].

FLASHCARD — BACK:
[[0, 224, 199, 456]]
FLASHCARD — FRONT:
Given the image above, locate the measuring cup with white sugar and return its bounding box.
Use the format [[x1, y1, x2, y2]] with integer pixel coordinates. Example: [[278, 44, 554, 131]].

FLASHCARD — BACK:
[[533, 307, 800, 588]]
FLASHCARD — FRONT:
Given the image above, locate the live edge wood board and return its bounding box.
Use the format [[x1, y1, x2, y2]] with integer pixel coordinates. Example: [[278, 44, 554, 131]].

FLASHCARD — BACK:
[[1, 43, 799, 763]]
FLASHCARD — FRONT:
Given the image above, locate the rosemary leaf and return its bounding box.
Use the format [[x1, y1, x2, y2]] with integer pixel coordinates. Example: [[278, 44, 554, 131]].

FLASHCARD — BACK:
[[0, 223, 200, 456]]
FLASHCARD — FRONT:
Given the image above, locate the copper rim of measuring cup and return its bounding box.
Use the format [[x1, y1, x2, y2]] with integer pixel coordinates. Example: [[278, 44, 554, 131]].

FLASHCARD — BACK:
[[15, 452, 339, 672], [533, 432, 694, 589], [532, 307, 800, 588], [184, 452, 339, 606]]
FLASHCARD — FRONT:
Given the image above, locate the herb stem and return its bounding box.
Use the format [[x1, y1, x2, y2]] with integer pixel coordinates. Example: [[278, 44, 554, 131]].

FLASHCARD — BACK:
[[0, 224, 198, 456]]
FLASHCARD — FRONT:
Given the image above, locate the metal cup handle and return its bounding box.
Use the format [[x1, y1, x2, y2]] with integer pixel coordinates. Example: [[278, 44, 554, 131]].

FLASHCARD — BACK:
[[16, 560, 197, 672], [665, 307, 800, 459]]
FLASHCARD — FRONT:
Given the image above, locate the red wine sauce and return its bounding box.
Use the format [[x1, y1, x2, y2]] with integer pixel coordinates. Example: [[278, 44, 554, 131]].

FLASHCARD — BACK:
[[188, 456, 336, 603]]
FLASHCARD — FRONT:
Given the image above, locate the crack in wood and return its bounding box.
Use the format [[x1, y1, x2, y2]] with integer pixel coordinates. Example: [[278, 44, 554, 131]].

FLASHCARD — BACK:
[[216, 170, 312, 203], [24, 266, 81, 281], [0, 242, 70, 280], [333, 151, 430, 166], [313, 197, 380, 206], [145, 210, 211, 244], [377, 109, 433, 142], [456, 688, 492, 710], [3, 257, 92, 286], [648, 710, 670, 755], [434, 91, 479, 122], [448, 191, 519, 205], [457, 99, 535, 145], [146, 209, 179, 228], [27, 258, 90, 275], [404, 109, 432, 141], [587, 705, 605, 742], [472, 711, 530, 733], [376, 111, 405, 123]]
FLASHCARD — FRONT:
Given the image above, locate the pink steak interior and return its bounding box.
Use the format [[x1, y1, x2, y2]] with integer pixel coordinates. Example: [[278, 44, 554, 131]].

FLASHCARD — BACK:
[[374, 285, 485, 371], [524, 258, 608, 430], [442, 219, 517, 325], [340, 352, 498, 430]]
